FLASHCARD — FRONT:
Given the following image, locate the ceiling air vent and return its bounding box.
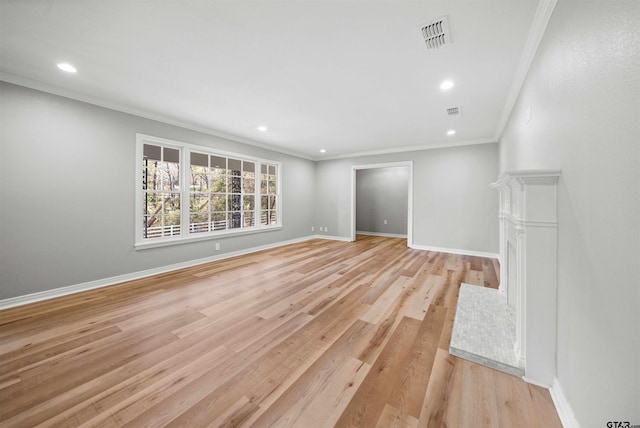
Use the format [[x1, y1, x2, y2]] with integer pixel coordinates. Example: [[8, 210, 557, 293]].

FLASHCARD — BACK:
[[447, 106, 461, 115], [419, 16, 451, 49]]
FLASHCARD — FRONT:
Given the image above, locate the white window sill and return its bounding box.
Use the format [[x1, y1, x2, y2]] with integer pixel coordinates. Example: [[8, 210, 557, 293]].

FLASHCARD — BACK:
[[134, 225, 283, 250]]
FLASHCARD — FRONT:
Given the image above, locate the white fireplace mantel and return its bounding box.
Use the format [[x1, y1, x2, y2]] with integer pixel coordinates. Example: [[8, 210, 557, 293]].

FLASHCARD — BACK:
[[491, 169, 560, 387]]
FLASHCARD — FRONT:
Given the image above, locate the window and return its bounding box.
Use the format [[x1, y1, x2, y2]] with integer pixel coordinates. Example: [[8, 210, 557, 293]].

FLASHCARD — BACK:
[[261, 163, 278, 226], [142, 143, 182, 239], [136, 134, 281, 248], [189, 153, 256, 233]]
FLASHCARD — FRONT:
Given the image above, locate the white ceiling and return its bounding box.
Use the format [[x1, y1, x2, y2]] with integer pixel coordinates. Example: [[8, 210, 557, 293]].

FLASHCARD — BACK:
[[0, 0, 543, 160]]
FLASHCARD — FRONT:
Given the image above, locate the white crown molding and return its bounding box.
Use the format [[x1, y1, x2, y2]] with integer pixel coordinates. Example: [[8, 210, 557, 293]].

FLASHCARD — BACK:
[[353, 161, 413, 170], [0, 72, 314, 161], [319, 138, 498, 161], [1, 71, 497, 163], [0, 235, 317, 311], [494, 0, 558, 140], [1, 71, 498, 163], [409, 244, 499, 259], [550, 377, 581, 428]]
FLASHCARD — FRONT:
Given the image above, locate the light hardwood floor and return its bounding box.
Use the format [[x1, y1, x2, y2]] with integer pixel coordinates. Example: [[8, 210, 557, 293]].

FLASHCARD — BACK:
[[0, 236, 561, 427]]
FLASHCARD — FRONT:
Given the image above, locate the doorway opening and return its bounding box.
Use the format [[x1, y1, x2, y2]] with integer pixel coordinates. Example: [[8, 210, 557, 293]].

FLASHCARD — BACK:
[[350, 162, 413, 247]]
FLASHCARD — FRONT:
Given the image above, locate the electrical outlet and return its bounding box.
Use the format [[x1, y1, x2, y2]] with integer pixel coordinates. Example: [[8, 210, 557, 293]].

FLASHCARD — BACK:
[[384, 219, 388, 224], [311, 226, 315, 232], [325, 227, 329, 232], [215, 242, 220, 251]]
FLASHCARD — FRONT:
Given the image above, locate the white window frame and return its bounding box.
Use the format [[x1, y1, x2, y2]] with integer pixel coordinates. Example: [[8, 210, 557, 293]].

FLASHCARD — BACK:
[[135, 134, 282, 250]]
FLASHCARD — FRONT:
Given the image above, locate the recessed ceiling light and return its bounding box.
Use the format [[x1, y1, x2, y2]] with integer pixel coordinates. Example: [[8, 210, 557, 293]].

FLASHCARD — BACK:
[[57, 63, 77, 73], [320, 149, 326, 153], [257, 126, 268, 132], [447, 129, 456, 135], [440, 80, 454, 91]]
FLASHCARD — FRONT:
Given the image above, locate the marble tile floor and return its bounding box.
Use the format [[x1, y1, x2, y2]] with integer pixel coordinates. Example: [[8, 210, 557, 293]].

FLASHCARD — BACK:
[[450, 283, 525, 377]]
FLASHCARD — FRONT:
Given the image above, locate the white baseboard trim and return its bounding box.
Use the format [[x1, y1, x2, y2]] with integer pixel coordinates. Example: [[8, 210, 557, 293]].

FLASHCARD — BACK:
[[0, 235, 316, 311], [550, 377, 580, 428], [355, 231, 408, 239], [409, 243, 499, 259], [522, 376, 551, 389], [311, 234, 353, 242]]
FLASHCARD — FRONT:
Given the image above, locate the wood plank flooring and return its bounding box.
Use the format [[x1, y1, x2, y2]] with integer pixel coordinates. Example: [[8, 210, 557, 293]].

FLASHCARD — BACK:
[[0, 236, 561, 427]]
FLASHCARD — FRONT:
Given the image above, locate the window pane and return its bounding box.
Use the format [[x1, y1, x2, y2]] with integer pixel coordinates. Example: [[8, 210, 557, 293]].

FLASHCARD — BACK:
[[269, 195, 277, 210], [243, 178, 255, 194], [164, 148, 180, 163], [268, 177, 276, 194], [270, 211, 277, 225], [145, 193, 161, 216], [261, 164, 268, 174], [268, 165, 276, 175], [144, 214, 162, 238], [190, 152, 208, 167], [212, 212, 227, 230], [190, 194, 209, 213], [190, 165, 208, 191], [243, 161, 255, 174], [162, 162, 180, 191], [143, 163, 160, 191], [166, 193, 181, 214], [143, 144, 161, 161], [228, 194, 242, 211], [211, 171, 226, 192], [211, 194, 226, 212], [189, 213, 209, 233], [228, 158, 241, 176], [165, 214, 181, 236], [243, 195, 255, 210], [243, 211, 255, 227], [229, 175, 242, 193], [261, 195, 268, 210], [261, 178, 267, 193], [210, 156, 227, 172], [228, 212, 242, 229], [261, 211, 268, 226]]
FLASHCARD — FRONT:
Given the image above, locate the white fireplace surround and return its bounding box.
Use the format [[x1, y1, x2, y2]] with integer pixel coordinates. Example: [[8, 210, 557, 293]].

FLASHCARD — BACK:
[[491, 169, 560, 387]]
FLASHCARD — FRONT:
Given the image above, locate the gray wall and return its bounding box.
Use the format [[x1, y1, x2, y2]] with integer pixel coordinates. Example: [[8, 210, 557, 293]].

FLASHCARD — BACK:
[[0, 82, 316, 300], [356, 167, 408, 235], [315, 143, 499, 254], [499, 1, 640, 425], [0, 83, 499, 301]]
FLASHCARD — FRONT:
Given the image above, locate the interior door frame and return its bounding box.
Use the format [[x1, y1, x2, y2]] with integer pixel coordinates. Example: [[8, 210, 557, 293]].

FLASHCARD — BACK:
[[350, 161, 413, 247]]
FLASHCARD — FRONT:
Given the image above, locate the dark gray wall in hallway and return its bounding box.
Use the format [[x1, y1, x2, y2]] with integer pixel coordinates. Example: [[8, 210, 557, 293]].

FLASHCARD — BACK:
[[356, 167, 408, 235]]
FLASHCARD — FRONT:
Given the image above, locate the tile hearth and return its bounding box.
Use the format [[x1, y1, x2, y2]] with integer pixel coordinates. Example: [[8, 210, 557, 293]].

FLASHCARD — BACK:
[[450, 283, 524, 377]]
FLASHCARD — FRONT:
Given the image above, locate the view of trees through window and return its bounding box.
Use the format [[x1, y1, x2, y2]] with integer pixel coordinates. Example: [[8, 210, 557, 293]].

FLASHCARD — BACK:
[[261, 164, 278, 226], [142, 144, 181, 239], [140, 139, 279, 242], [189, 152, 256, 233]]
